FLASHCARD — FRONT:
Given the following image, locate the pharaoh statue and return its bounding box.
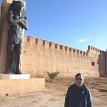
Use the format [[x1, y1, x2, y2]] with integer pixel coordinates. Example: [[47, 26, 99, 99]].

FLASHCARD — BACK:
[[6, 0, 28, 74]]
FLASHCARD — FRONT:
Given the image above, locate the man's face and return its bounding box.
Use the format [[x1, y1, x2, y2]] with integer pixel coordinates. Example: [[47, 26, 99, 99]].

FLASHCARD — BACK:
[[75, 75, 84, 87]]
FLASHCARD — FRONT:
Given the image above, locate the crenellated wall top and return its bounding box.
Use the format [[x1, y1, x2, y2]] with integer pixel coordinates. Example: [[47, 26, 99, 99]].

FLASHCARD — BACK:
[[88, 45, 101, 53], [24, 36, 91, 56]]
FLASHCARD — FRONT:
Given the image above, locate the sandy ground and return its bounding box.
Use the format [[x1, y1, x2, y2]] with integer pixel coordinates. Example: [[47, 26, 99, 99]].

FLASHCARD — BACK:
[[0, 77, 107, 107]]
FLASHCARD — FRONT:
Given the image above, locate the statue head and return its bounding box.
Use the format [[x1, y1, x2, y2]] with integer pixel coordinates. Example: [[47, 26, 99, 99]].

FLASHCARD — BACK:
[[9, 0, 26, 17], [13, 0, 26, 3], [13, 0, 26, 12]]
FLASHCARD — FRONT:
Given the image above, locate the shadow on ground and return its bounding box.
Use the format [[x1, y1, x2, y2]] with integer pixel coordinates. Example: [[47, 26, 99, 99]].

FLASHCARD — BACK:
[[98, 89, 107, 93]]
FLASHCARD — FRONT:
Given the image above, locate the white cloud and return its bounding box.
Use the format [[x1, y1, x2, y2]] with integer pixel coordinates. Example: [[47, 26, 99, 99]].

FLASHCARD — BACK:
[[78, 39, 89, 43]]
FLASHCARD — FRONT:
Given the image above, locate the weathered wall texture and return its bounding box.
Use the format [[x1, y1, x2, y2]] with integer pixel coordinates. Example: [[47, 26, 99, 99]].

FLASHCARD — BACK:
[[99, 51, 106, 76], [21, 36, 107, 78], [106, 50, 107, 76]]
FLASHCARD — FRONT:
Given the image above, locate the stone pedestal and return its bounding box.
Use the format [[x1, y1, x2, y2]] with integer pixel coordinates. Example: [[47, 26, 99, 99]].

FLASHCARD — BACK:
[[0, 74, 30, 79], [0, 73, 45, 96], [0, 78, 45, 97]]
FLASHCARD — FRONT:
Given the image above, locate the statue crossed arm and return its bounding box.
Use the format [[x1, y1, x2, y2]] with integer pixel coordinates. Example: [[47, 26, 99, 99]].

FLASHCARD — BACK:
[[6, 0, 28, 74], [8, 10, 28, 30]]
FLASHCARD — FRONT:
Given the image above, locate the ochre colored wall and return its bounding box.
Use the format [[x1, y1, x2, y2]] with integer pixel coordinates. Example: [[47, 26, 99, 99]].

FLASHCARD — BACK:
[[21, 36, 106, 78], [106, 50, 107, 76]]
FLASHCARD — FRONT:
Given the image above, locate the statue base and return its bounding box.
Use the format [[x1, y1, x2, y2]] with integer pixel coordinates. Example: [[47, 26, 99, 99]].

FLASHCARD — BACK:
[[0, 77, 45, 97], [0, 73, 30, 79]]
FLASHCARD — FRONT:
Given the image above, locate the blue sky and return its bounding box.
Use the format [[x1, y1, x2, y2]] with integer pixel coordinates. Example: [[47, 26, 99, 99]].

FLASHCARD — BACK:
[[0, 0, 107, 51]]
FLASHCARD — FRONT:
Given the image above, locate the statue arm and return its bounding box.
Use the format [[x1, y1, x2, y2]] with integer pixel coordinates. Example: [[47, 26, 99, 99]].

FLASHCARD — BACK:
[[8, 11, 24, 25], [18, 17, 28, 30], [10, 13, 23, 24]]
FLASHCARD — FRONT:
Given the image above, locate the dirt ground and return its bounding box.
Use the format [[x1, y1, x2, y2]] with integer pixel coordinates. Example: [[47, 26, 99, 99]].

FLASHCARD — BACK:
[[0, 77, 107, 107]]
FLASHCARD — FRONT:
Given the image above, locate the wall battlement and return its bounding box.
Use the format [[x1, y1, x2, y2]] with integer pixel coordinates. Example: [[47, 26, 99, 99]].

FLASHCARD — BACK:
[[22, 35, 106, 77], [88, 45, 100, 53], [25, 36, 88, 56]]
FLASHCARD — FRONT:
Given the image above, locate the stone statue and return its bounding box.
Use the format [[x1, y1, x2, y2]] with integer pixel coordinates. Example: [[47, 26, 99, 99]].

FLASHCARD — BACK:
[[6, 0, 28, 74]]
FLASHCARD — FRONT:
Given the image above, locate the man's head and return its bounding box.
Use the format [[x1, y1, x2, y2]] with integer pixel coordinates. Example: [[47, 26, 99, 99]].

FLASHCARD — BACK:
[[75, 73, 84, 87]]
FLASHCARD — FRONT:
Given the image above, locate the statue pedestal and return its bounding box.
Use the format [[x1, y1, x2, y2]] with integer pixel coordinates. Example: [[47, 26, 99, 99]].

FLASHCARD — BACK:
[[0, 74, 30, 79], [0, 74, 45, 97]]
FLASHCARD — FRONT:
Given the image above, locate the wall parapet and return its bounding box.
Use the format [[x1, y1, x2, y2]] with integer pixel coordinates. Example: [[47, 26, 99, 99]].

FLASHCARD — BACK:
[[88, 45, 100, 53], [22, 36, 106, 77], [25, 36, 89, 56], [36, 38, 42, 45]]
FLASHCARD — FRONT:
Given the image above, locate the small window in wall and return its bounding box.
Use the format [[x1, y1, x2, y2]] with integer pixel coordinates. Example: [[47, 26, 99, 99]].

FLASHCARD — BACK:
[[92, 62, 95, 66]]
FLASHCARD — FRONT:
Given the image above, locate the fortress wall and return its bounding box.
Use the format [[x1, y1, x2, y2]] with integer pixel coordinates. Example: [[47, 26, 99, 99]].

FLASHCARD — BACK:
[[99, 51, 106, 77], [87, 45, 100, 57], [106, 50, 107, 76], [88, 45, 107, 77], [21, 36, 100, 78]]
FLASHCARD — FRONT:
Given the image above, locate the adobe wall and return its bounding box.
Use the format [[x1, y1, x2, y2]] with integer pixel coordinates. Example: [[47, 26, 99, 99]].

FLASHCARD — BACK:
[[106, 50, 107, 76], [21, 36, 103, 78], [98, 51, 106, 76]]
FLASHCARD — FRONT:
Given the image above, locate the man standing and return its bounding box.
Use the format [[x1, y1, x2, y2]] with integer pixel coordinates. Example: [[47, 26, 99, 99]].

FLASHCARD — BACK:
[[6, 0, 28, 74], [64, 73, 92, 107]]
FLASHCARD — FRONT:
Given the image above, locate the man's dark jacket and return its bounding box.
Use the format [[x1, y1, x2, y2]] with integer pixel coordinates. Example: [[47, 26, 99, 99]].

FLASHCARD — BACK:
[[64, 83, 92, 107]]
